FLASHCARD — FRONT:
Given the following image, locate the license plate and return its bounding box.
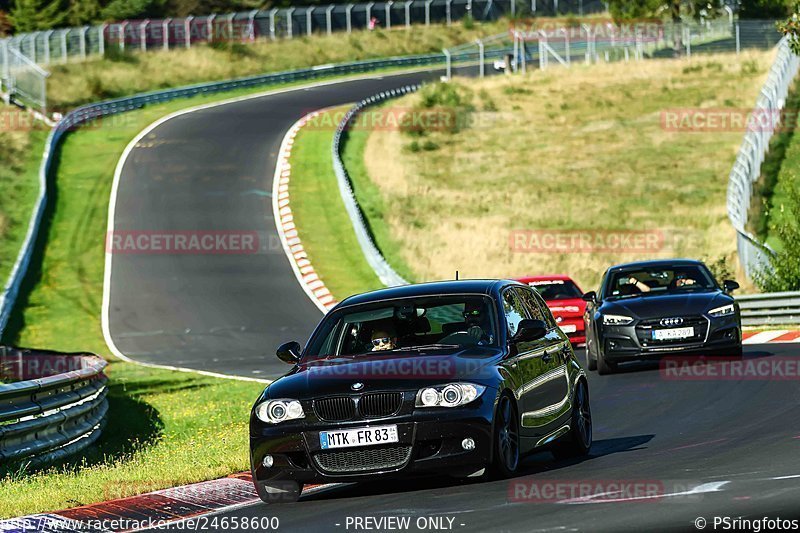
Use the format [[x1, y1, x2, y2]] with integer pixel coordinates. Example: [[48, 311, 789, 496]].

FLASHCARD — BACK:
[[652, 327, 694, 340], [559, 324, 577, 334], [320, 425, 399, 450]]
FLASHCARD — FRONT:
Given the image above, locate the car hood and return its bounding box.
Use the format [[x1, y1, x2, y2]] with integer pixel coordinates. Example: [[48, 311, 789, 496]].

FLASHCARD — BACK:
[[264, 348, 503, 400], [547, 298, 585, 317], [602, 290, 732, 320]]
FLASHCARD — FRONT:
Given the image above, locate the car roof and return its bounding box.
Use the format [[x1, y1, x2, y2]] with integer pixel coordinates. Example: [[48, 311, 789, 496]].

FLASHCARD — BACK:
[[337, 279, 512, 307], [606, 258, 704, 272]]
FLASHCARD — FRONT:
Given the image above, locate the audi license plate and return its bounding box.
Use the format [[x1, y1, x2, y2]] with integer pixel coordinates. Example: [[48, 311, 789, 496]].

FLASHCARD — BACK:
[[652, 327, 694, 340], [559, 324, 577, 334], [320, 425, 399, 450]]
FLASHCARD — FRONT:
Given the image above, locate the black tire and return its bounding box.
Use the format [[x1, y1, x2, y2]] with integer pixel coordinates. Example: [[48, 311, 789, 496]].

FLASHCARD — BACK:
[[491, 394, 520, 479], [254, 479, 303, 503], [596, 350, 617, 375], [586, 343, 597, 371], [552, 379, 592, 459]]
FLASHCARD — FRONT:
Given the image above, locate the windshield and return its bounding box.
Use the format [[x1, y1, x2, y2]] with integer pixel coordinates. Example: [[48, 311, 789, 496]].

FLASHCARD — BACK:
[[528, 279, 583, 301], [604, 265, 717, 299], [303, 295, 498, 361]]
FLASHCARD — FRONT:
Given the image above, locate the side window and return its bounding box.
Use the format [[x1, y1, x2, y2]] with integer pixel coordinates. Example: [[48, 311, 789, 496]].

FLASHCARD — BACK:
[[516, 287, 546, 322], [502, 289, 526, 337]]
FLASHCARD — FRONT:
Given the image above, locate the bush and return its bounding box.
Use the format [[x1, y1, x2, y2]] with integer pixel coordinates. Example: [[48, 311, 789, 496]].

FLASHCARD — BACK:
[[754, 185, 800, 292], [103, 44, 138, 64]]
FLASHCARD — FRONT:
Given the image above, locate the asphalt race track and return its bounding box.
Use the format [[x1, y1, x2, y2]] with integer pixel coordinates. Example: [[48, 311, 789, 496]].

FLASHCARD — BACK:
[[107, 67, 479, 379], [140, 345, 800, 532], [109, 70, 800, 530]]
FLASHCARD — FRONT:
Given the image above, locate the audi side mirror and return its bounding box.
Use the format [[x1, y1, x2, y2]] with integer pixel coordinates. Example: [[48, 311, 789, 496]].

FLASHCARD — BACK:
[[513, 319, 548, 343], [276, 341, 302, 364], [722, 280, 739, 293], [582, 291, 597, 303]]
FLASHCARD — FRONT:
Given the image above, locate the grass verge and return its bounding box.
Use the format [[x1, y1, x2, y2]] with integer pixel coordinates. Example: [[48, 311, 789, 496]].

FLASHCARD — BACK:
[[289, 106, 385, 300], [353, 51, 775, 291]]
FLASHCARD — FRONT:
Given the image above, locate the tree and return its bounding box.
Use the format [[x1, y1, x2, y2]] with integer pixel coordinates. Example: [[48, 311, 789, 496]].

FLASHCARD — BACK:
[[68, 0, 100, 26], [779, 3, 800, 54], [742, 0, 791, 19], [753, 185, 800, 292], [9, 0, 65, 32]]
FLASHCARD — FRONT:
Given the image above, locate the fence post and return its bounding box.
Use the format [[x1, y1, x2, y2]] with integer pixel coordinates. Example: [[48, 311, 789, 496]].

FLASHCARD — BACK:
[[326, 5, 334, 35], [563, 28, 570, 66], [306, 8, 313, 36], [510, 0, 515, 17], [346, 4, 354, 33], [736, 23, 740, 55], [425, 0, 433, 26], [162, 19, 170, 49], [686, 26, 691, 57], [1, 40, 8, 84], [141, 20, 149, 51], [98, 24, 105, 57], [405, 1, 412, 28], [446, 0, 452, 25], [207, 14, 216, 42], [185, 16, 193, 48], [477, 38, 484, 77], [366, 2, 374, 28], [44, 30, 54, 64], [61, 29, 69, 61], [287, 8, 295, 38], [248, 10, 258, 41], [269, 9, 278, 40], [386, 1, 393, 29], [29, 34, 36, 64], [80, 26, 88, 59]]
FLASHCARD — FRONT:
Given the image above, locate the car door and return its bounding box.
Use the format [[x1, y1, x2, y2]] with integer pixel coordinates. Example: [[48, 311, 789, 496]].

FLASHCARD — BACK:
[[516, 287, 572, 432], [501, 287, 553, 440]]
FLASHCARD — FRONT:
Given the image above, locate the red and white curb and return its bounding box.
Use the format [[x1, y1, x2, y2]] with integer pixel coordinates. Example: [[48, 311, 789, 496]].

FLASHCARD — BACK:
[[0, 473, 340, 532], [272, 111, 338, 314], [743, 330, 800, 344]]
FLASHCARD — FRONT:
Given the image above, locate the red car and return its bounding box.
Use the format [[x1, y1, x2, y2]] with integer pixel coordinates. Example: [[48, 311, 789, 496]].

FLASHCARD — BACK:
[[515, 275, 586, 346]]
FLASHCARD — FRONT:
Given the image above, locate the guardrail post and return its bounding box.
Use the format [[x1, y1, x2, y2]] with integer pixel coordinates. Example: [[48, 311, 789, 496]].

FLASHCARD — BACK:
[[444, 48, 451, 80], [287, 8, 295, 38], [269, 9, 278, 40], [425, 0, 433, 26], [326, 5, 335, 35], [185, 16, 193, 48], [405, 1, 412, 28], [346, 4, 354, 33], [477, 38, 484, 77], [306, 8, 313, 36], [386, 1, 393, 29], [163, 18, 171, 50], [141, 20, 149, 51]]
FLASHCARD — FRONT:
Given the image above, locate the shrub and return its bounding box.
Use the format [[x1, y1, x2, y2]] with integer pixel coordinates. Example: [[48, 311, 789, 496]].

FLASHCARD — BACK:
[[754, 184, 800, 292]]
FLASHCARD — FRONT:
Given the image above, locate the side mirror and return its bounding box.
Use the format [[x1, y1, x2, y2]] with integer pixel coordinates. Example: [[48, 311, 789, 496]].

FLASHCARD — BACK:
[[722, 280, 739, 293], [582, 291, 597, 303], [513, 319, 548, 343], [276, 341, 302, 364]]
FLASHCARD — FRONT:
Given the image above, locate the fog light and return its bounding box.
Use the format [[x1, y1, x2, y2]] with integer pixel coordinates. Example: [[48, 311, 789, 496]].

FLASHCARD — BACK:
[[462, 438, 475, 451], [262, 455, 274, 468]]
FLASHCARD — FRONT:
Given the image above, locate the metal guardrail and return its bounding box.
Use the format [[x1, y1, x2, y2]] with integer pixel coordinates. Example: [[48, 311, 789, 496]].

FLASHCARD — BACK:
[[737, 291, 800, 326], [0, 52, 473, 337], [332, 86, 420, 287], [726, 35, 800, 280], [0, 346, 108, 466]]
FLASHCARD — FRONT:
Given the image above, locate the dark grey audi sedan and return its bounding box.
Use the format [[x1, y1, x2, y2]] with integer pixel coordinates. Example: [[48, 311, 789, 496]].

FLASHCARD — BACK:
[[583, 259, 742, 374], [250, 280, 591, 502]]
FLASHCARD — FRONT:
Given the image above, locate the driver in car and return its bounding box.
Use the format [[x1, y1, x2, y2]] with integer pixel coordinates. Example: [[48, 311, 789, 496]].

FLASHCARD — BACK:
[[371, 326, 397, 352], [671, 271, 697, 288], [443, 302, 491, 345]]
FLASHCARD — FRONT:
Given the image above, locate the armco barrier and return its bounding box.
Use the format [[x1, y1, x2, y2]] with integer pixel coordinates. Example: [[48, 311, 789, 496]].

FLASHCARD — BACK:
[[737, 291, 800, 327], [0, 52, 481, 337], [331, 86, 422, 287], [0, 346, 108, 465]]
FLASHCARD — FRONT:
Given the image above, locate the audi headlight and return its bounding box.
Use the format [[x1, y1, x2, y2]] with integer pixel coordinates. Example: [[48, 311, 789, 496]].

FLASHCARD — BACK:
[[602, 314, 634, 326], [415, 383, 486, 408], [708, 304, 735, 318], [255, 399, 305, 424]]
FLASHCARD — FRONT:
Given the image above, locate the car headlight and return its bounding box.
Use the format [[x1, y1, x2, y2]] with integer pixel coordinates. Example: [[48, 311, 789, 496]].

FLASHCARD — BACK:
[[415, 383, 486, 408], [255, 399, 305, 424], [602, 314, 634, 326], [708, 304, 735, 318]]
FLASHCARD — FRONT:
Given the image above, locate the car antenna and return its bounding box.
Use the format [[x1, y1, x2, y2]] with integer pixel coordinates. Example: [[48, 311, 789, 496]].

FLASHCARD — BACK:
[[455, 270, 459, 281]]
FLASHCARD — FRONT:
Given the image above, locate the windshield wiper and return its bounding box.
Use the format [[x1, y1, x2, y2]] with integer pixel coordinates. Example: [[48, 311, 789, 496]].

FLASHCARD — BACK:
[[403, 343, 462, 351]]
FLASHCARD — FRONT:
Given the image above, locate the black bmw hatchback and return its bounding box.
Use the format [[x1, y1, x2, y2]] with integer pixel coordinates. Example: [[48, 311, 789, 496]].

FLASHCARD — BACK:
[[583, 259, 742, 375], [250, 280, 591, 502]]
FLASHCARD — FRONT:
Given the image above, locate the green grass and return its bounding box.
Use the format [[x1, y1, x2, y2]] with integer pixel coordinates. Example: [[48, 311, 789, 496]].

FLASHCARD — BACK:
[[341, 122, 419, 284], [289, 107, 385, 300], [0, 113, 48, 288]]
